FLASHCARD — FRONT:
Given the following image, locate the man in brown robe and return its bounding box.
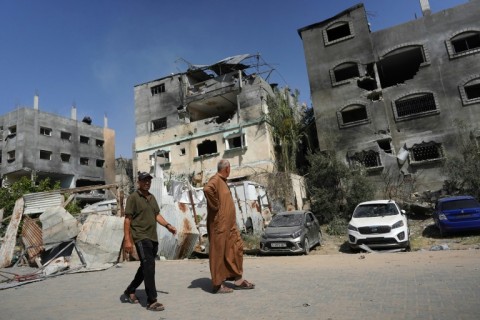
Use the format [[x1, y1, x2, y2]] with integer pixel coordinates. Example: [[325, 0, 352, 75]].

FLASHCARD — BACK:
[[203, 160, 255, 293]]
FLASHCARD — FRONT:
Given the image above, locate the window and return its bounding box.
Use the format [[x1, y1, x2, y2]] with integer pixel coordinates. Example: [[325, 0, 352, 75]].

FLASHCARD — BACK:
[[409, 142, 444, 164], [61, 153, 71, 162], [96, 159, 105, 167], [96, 139, 104, 147], [393, 92, 439, 121], [151, 83, 165, 95], [39, 150, 52, 160], [197, 140, 218, 157], [180, 148, 186, 156], [8, 125, 16, 137], [7, 150, 15, 162], [80, 157, 89, 165], [338, 104, 369, 128], [151, 117, 167, 132], [378, 45, 428, 88], [61, 131, 72, 141], [332, 62, 359, 84], [80, 136, 90, 144], [40, 127, 52, 136], [451, 31, 480, 54], [155, 151, 170, 165], [349, 150, 382, 169], [226, 133, 246, 150], [459, 77, 480, 106], [324, 21, 354, 45]]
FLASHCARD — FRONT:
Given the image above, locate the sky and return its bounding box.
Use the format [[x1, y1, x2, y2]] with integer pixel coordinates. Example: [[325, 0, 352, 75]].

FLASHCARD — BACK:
[[0, 0, 468, 158]]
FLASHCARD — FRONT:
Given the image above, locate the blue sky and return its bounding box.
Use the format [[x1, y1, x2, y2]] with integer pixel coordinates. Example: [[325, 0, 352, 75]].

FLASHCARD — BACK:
[[0, 0, 467, 158]]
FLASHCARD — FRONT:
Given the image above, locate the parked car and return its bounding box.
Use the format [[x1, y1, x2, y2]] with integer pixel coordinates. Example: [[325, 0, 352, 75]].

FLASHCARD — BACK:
[[347, 200, 410, 251], [433, 195, 480, 237], [259, 210, 322, 255]]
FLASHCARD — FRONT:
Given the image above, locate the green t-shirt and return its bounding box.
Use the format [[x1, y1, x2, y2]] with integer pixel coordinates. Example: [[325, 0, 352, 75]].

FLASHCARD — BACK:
[[125, 190, 160, 242]]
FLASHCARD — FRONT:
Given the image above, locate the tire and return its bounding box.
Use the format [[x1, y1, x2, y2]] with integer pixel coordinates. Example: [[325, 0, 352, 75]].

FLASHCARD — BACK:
[[318, 231, 323, 247], [304, 238, 310, 255]]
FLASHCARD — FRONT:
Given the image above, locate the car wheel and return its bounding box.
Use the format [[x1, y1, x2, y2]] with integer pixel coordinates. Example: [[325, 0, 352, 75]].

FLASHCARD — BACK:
[[304, 238, 310, 255], [438, 226, 445, 238], [318, 231, 323, 246]]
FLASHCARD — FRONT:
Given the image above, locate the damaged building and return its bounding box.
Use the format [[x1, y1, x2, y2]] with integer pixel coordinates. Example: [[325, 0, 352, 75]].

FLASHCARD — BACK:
[[298, 0, 480, 193], [0, 95, 116, 196], [134, 54, 279, 183]]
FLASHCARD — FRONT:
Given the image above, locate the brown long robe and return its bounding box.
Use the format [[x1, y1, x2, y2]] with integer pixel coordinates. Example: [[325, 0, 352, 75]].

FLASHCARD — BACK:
[[203, 173, 243, 286]]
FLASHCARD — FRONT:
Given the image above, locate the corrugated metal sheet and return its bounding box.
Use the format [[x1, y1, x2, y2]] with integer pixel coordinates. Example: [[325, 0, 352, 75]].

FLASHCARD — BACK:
[[21, 216, 44, 263], [23, 192, 64, 215]]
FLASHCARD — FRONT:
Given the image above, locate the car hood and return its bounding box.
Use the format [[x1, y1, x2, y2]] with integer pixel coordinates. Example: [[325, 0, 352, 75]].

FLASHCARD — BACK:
[[264, 226, 302, 236], [349, 215, 403, 227]]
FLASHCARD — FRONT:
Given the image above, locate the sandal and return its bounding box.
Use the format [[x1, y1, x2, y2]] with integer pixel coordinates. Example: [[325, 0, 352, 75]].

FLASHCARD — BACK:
[[212, 284, 234, 294], [123, 291, 139, 304], [234, 279, 255, 290], [147, 301, 165, 311]]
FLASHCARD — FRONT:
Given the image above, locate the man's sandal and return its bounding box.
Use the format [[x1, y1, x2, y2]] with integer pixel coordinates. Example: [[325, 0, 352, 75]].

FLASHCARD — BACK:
[[147, 301, 165, 311], [123, 291, 139, 304], [234, 279, 255, 290], [212, 284, 234, 294]]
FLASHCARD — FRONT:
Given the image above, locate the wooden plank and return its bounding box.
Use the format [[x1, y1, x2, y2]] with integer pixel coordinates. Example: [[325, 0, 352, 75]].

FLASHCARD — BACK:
[[0, 198, 24, 268]]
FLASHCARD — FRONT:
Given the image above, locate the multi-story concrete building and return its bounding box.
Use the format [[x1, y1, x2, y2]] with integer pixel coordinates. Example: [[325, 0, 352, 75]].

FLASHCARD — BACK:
[[298, 0, 480, 192], [0, 95, 115, 192], [133, 54, 279, 183]]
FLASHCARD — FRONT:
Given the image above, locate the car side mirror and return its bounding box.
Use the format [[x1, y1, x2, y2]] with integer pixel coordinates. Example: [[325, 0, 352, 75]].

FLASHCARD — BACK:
[[401, 209, 406, 215], [306, 222, 312, 227]]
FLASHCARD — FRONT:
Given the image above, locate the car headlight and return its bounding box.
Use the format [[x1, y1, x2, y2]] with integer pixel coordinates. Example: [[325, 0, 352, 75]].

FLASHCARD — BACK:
[[291, 230, 302, 238], [392, 220, 404, 229], [438, 213, 447, 221], [347, 224, 358, 231]]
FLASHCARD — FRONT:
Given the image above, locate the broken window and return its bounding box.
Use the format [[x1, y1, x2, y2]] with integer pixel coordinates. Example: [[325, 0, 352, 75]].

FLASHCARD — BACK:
[[80, 135, 90, 144], [96, 139, 104, 147], [377, 45, 427, 88], [96, 159, 105, 167], [40, 127, 52, 136], [451, 31, 480, 54], [151, 117, 167, 132], [338, 104, 369, 127], [197, 140, 218, 157], [226, 134, 245, 150], [7, 150, 15, 162], [393, 92, 438, 121], [377, 139, 393, 154], [324, 21, 353, 45], [409, 142, 444, 164], [61, 153, 71, 162], [39, 150, 52, 160], [332, 62, 359, 84], [153, 150, 170, 165], [151, 83, 165, 95], [80, 157, 89, 166], [349, 150, 382, 169], [8, 125, 16, 137], [61, 131, 71, 141], [460, 78, 480, 106]]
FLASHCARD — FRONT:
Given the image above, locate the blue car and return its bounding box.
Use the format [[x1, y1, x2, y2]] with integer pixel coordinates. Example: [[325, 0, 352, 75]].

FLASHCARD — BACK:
[[433, 196, 480, 237]]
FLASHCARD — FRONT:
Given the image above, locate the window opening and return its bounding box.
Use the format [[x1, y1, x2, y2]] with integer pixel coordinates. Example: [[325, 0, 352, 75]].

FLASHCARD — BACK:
[[80, 157, 89, 165], [326, 23, 351, 42], [96, 159, 105, 167], [61, 131, 72, 141], [155, 151, 170, 165], [226, 134, 245, 150], [8, 125, 16, 137], [180, 148, 186, 156], [39, 150, 52, 160], [197, 140, 217, 156], [465, 83, 480, 100], [410, 142, 443, 162], [451, 32, 480, 54], [96, 139, 104, 147], [80, 136, 90, 144], [377, 139, 393, 154], [151, 117, 167, 132], [357, 63, 378, 91], [61, 153, 71, 162], [333, 63, 359, 83], [377, 46, 426, 88], [151, 83, 165, 95], [7, 150, 15, 162], [341, 105, 368, 124], [395, 93, 436, 118], [350, 150, 381, 168], [40, 127, 52, 136]]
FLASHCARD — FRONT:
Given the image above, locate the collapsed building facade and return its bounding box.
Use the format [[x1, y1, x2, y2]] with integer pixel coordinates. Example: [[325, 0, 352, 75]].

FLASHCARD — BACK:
[[0, 96, 116, 197], [298, 0, 480, 193], [133, 54, 280, 183]]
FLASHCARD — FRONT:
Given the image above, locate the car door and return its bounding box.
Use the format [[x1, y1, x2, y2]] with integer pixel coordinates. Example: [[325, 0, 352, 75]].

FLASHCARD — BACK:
[[305, 212, 318, 244]]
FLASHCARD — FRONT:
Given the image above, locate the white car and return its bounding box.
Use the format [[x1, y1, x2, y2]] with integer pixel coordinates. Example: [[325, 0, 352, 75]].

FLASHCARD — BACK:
[[347, 200, 410, 251]]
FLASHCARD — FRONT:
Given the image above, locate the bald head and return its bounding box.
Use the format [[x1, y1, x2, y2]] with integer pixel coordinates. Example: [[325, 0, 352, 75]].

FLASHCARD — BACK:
[[217, 160, 231, 177]]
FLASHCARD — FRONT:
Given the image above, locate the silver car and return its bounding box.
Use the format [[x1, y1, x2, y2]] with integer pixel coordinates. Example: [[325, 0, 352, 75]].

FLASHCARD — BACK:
[[259, 210, 322, 255]]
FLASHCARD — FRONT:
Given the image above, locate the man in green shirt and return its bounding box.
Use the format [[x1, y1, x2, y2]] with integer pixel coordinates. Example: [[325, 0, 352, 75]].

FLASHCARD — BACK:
[[123, 171, 177, 312]]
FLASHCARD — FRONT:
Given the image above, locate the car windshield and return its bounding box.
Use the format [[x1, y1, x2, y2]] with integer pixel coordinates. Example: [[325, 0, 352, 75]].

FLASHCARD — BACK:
[[441, 199, 480, 210], [269, 213, 304, 227], [353, 203, 398, 218]]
